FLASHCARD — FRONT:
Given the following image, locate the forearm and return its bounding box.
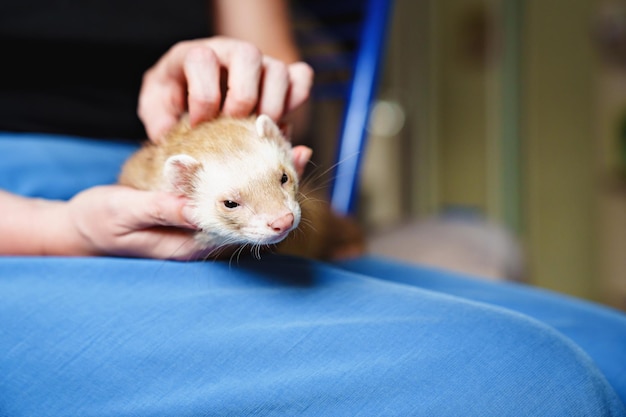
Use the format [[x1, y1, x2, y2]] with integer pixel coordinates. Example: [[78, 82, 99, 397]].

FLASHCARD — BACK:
[[212, 0, 301, 63], [0, 190, 84, 256], [211, 0, 311, 141]]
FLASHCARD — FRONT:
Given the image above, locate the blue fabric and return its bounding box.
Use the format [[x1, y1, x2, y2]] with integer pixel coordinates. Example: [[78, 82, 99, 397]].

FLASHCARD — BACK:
[[0, 132, 139, 200], [1, 133, 626, 416], [337, 257, 626, 403]]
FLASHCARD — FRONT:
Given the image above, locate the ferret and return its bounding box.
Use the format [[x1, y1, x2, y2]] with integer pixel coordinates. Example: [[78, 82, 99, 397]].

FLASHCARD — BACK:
[[119, 114, 364, 260]]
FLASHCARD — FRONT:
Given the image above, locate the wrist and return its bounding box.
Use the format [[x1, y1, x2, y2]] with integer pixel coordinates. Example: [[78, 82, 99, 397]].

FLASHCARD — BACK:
[[35, 199, 97, 256]]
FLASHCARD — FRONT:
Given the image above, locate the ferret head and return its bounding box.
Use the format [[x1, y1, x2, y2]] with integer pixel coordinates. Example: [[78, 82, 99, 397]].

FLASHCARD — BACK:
[[163, 115, 312, 249]]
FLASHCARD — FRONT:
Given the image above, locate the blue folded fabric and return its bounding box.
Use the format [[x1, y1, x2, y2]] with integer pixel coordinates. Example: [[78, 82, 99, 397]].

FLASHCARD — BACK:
[[1, 256, 625, 416], [1, 132, 625, 416]]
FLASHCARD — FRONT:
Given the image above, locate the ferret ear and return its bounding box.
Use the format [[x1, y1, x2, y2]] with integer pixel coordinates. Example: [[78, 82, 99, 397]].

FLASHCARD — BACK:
[[164, 154, 201, 195], [291, 145, 313, 179], [255, 114, 282, 139]]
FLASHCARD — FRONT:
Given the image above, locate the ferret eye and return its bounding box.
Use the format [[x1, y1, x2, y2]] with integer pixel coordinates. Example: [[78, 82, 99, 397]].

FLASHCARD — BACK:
[[281, 173, 289, 184], [223, 200, 239, 209]]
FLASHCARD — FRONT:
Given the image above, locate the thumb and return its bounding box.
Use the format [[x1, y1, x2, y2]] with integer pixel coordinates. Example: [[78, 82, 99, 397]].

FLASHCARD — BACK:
[[129, 190, 198, 230], [292, 146, 313, 179]]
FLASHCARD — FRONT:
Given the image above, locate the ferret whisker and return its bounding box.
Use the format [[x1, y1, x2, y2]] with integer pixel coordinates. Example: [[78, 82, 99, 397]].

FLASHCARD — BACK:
[[265, 243, 278, 256], [302, 161, 336, 184], [299, 153, 356, 189], [250, 243, 263, 260], [297, 219, 318, 235], [297, 192, 326, 205], [299, 218, 317, 231], [228, 244, 246, 266], [166, 234, 201, 263], [297, 178, 338, 199], [207, 245, 229, 262], [298, 176, 333, 196]]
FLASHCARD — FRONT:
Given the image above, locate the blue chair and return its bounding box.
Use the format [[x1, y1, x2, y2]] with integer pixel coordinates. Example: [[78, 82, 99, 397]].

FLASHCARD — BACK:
[[292, 0, 395, 216]]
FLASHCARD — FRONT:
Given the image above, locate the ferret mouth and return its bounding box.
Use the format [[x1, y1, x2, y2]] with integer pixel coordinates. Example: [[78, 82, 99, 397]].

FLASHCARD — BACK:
[[263, 230, 292, 244], [247, 228, 293, 245]]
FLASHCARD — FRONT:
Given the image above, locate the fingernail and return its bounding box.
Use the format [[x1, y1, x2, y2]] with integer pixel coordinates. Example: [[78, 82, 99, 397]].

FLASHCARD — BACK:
[[181, 204, 198, 229]]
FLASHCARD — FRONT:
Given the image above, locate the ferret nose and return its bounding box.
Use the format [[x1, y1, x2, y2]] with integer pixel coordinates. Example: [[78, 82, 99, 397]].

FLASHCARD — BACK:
[[269, 213, 294, 233]]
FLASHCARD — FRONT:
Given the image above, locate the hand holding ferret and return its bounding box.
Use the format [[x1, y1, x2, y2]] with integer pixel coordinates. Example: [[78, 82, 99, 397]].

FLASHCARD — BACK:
[[62, 186, 207, 260], [138, 36, 314, 143]]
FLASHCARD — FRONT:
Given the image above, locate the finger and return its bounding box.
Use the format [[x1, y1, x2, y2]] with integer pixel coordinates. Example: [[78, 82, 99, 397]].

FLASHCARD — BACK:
[[257, 56, 289, 121], [291, 145, 313, 179], [184, 45, 222, 126], [219, 42, 263, 117], [138, 74, 185, 142], [138, 41, 198, 142], [138, 68, 188, 143], [122, 228, 205, 260], [126, 190, 198, 230], [285, 62, 314, 113], [148, 192, 198, 229]]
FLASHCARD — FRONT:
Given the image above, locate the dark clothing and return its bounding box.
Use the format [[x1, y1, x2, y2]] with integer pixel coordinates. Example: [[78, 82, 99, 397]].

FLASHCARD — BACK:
[[0, 0, 211, 140]]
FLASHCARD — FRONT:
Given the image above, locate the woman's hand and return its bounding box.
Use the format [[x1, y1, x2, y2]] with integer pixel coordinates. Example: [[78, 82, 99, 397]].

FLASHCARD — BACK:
[[138, 37, 314, 143], [56, 186, 205, 260]]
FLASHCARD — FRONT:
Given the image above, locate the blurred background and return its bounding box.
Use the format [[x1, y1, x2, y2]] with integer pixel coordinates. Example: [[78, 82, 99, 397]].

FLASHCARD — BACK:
[[303, 0, 626, 310]]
